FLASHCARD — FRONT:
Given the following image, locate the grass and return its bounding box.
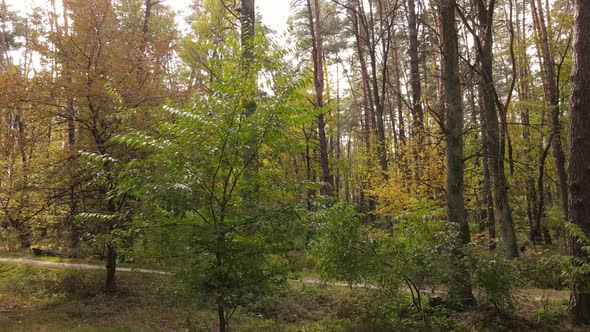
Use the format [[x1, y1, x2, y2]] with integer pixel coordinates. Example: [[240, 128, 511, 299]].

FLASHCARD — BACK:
[[0, 261, 457, 331], [0, 260, 586, 331], [0, 263, 186, 331], [0, 262, 390, 331], [0, 248, 103, 264]]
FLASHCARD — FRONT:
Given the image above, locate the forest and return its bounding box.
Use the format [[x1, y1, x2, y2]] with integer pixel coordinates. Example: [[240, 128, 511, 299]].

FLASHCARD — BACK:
[[0, 0, 589, 330]]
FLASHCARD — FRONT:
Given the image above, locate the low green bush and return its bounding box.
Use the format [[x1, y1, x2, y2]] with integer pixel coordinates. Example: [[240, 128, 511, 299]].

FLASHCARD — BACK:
[[517, 249, 567, 289], [468, 251, 517, 313]]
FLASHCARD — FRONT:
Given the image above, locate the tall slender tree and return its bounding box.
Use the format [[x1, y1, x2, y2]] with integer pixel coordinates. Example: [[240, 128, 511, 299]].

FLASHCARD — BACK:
[[440, 0, 474, 304], [407, 0, 424, 181], [307, 0, 334, 196], [530, 0, 569, 219], [476, 0, 519, 259]]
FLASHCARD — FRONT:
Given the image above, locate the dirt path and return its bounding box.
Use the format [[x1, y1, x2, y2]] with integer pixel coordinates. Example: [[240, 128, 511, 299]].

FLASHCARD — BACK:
[[0, 257, 569, 301], [299, 278, 378, 289], [0, 257, 358, 287], [0, 257, 171, 275]]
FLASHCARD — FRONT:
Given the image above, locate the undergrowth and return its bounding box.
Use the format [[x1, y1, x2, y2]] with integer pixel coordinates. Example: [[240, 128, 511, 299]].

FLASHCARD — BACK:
[[0, 262, 577, 331]]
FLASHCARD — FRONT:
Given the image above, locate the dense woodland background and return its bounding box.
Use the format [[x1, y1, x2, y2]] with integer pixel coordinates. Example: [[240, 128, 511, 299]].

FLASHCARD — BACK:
[[1, 0, 590, 330]]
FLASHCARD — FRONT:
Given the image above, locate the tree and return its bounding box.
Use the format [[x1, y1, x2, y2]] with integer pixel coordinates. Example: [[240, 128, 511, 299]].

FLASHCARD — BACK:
[[123, 32, 304, 332], [39, 0, 177, 290], [530, 0, 569, 220], [307, 0, 334, 196], [440, 0, 474, 304], [0, 5, 58, 249], [568, 0, 590, 323], [407, 0, 424, 180], [474, 0, 519, 259]]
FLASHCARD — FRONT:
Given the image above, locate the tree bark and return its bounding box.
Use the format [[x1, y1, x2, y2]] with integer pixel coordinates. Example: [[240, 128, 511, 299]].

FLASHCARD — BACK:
[[477, 0, 518, 259], [440, 0, 474, 304], [407, 0, 423, 181], [393, 45, 406, 145], [217, 299, 227, 332], [307, 0, 333, 196], [239, 0, 259, 207], [105, 243, 116, 291], [482, 129, 496, 250], [568, 0, 590, 323], [368, 0, 390, 179], [241, 0, 255, 77]]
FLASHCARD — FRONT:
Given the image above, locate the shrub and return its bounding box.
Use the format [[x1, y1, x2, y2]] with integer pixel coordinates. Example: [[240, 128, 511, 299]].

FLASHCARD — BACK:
[[468, 251, 517, 313], [517, 249, 567, 289]]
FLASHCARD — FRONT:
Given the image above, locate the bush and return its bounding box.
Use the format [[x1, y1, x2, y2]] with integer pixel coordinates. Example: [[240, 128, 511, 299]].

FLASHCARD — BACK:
[[241, 284, 286, 318], [517, 249, 567, 289], [468, 251, 517, 313], [426, 305, 467, 331]]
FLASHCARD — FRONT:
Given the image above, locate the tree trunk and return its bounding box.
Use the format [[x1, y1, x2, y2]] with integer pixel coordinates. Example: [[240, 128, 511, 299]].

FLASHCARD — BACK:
[[105, 243, 117, 291], [217, 305, 226, 332], [482, 133, 497, 250], [307, 0, 333, 196], [240, 0, 259, 204], [67, 107, 79, 248], [350, 2, 374, 155], [393, 45, 406, 145], [530, 0, 568, 219], [568, 0, 590, 323], [407, 0, 423, 181], [477, 0, 518, 259], [440, 0, 474, 304], [368, 0, 389, 179], [13, 220, 32, 249], [241, 0, 255, 83]]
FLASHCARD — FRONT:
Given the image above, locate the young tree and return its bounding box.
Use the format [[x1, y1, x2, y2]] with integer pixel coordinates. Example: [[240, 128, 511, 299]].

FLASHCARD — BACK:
[[123, 34, 304, 332]]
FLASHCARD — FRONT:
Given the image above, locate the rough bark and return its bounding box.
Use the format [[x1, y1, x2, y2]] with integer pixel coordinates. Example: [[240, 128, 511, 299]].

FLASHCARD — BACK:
[[239, 0, 260, 209], [240, 0, 257, 127], [241, 0, 255, 76], [440, 0, 474, 304], [352, 8, 372, 153], [482, 129, 497, 250], [568, 0, 590, 323], [307, 0, 333, 196], [407, 0, 423, 180], [477, 0, 518, 259], [368, 0, 390, 178]]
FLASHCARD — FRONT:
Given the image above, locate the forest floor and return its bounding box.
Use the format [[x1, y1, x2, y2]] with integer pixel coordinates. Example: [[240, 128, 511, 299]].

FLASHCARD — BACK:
[[0, 252, 582, 331]]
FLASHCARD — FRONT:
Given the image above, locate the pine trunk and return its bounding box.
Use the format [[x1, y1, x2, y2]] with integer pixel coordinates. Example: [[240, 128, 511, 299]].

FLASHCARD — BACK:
[[478, 0, 518, 259], [308, 0, 333, 196], [568, 0, 590, 323], [441, 0, 474, 304]]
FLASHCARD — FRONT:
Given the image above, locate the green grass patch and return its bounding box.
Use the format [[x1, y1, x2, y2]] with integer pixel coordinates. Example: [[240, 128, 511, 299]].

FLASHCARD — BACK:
[[0, 262, 580, 331]]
